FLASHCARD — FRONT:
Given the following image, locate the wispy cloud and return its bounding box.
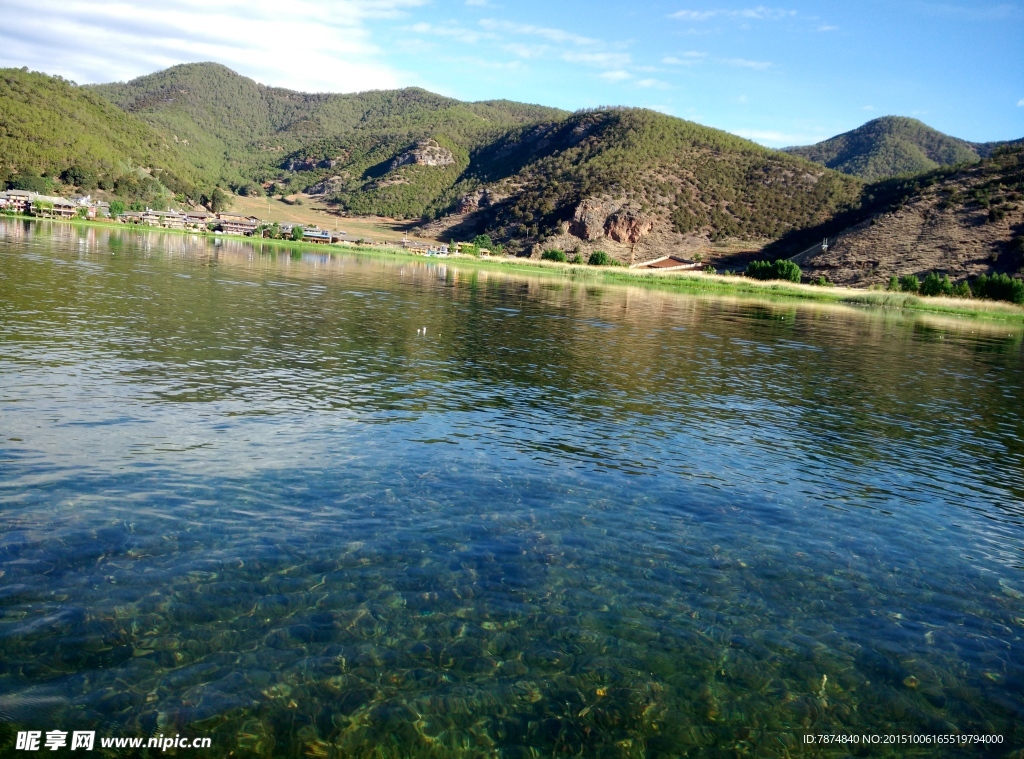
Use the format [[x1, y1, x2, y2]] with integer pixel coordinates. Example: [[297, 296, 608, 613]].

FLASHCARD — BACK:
[[1018, 98, 1024, 107], [637, 78, 671, 89], [600, 70, 632, 83], [562, 51, 632, 68], [501, 42, 547, 59], [663, 52, 771, 71], [668, 6, 797, 21], [407, 22, 494, 44], [479, 18, 596, 46], [722, 58, 772, 70], [862, 105, 876, 111], [817, 24, 839, 31], [0, 0, 425, 91], [663, 52, 707, 65], [733, 128, 826, 146]]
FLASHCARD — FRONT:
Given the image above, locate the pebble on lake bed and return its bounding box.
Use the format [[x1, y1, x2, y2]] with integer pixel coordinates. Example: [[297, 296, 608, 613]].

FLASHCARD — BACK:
[[903, 676, 919, 689]]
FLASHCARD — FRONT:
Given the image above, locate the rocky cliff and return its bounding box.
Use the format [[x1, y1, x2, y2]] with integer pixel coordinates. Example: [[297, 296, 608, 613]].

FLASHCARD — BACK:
[[389, 140, 455, 170]]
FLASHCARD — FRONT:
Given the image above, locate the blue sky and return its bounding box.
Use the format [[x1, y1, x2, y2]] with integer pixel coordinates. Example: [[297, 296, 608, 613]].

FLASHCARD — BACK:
[[1, 0, 1021, 146]]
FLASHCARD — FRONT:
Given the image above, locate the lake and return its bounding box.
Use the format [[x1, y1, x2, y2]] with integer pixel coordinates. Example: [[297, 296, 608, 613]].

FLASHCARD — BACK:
[[1, 219, 1023, 757]]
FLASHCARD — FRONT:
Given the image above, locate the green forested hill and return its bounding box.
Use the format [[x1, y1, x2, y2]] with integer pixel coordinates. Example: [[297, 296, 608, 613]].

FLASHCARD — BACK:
[[0, 68, 199, 199], [1, 62, 865, 253], [18, 62, 1007, 258], [784, 116, 1019, 181], [90, 62, 566, 192], [447, 107, 863, 246]]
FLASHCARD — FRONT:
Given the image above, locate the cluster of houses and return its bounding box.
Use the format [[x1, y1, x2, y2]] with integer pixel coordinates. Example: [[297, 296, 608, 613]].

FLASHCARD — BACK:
[[399, 239, 452, 256], [0, 191, 477, 257], [0, 189, 98, 219], [0, 190, 376, 246]]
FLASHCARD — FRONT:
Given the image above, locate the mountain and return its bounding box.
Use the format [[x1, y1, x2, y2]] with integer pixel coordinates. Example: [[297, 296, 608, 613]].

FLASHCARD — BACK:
[[89, 62, 567, 199], [0, 67, 200, 202], [5, 62, 865, 260], [415, 107, 863, 258], [791, 145, 1024, 286], [784, 116, 1020, 182], [81, 63, 866, 257]]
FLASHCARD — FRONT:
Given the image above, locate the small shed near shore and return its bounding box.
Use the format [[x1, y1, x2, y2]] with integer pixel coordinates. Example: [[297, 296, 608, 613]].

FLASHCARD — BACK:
[[632, 255, 701, 271]]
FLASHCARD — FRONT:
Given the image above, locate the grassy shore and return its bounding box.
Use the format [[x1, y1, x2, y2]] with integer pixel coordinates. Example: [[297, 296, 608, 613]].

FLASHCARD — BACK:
[[9, 214, 1024, 324]]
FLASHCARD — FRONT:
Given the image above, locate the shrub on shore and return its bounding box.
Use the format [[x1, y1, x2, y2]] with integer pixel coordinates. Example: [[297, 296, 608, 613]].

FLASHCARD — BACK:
[[920, 272, 954, 297], [541, 249, 567, 262], [588, 250, 612, 266], [972, 273, 1024, 304], [746, 259, 801, 283], [898, 274, 920, 293]]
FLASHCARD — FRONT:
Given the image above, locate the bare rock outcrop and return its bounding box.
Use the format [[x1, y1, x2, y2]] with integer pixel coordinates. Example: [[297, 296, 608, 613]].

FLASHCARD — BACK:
[[305, 176, 346, 196], [284, 157, 317, 172], [389, 139, 455, 171], [569, 199, 655, 244], [570, 199, 616, 240], [605, 210, 655, 244], [457, 188, 494, 214]]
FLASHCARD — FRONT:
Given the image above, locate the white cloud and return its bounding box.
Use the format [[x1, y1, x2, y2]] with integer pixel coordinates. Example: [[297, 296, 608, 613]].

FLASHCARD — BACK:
[[407, 22, 494, 44], [479, 18, 596, 46], [637, 78, 671, 89], [669, 7, 797, 21], [600, 70, 632, 83], [1018, 98, 1024, 107], [562, 51, 632, 68], [733, 128, 826, 146], [862, 105, 875, 111], [817, 24, 839, 31], [502, 42, 548, 59], [0, 0, 424, 92], [722, 58, 772, 70], [663, 51, 707, 65]]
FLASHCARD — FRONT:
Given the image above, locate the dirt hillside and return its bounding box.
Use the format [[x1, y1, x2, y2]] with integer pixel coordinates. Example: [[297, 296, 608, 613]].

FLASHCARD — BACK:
[[800, 148, 1024, 287]]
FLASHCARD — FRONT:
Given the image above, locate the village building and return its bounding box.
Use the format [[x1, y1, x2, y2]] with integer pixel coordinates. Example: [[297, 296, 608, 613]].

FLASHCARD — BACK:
[[33, 195, 77, 219], [216, 213, 260, 236], [632, 255, 701, 271], [156, 211, 187, 229], [2, 190, 34, 214], [302, 228, 331, 244], [183, 210, 213, 228]]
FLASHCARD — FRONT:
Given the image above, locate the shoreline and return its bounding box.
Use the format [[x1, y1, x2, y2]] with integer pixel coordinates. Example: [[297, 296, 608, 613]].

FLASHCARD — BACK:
[[8, 214, 1024, 324]]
